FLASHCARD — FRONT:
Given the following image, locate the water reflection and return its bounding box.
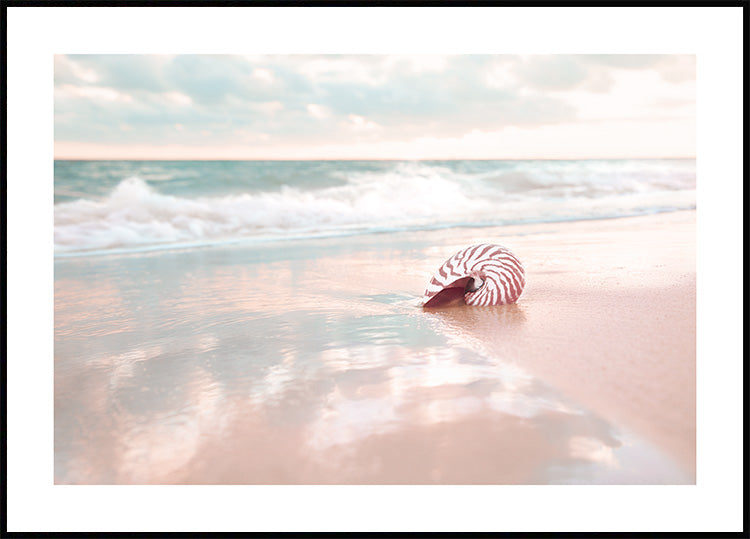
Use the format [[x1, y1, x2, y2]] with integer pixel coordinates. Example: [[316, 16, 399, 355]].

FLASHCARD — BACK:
[[54, 241, 689, 484], [55, 278, 134, 338]]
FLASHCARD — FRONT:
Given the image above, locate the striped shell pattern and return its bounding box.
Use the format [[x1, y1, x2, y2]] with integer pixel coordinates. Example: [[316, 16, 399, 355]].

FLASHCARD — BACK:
[[423, 243, 525, 307]]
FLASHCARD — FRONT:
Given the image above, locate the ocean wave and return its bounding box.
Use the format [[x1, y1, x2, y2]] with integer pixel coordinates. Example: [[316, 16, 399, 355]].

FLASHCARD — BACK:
[[54, 160, 696, 255]]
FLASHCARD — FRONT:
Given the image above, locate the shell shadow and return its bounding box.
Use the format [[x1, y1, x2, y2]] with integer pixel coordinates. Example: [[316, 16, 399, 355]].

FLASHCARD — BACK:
[[421, 303, 528, 361], [423, 302, 527, 328]]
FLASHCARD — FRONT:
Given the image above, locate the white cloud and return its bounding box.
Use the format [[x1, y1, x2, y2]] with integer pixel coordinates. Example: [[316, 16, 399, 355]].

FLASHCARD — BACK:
[[57, 55, 100, 83], [485, 61, 517, 89], [299, 57, 387, 86], [232, 128, 271, 142], [383, 54, 449, 73], [306, 103, 330, 119], [552, 68, 695, 122], [656, 55, 697, 83], [162, 91, 193, 106], [70, 61, 99, 83], [513, 55, 589, 91], [252, 67, 274, 84], [346, 114, 380, 131], [254, 100, 284, 114], [55, 83, 133, 103]]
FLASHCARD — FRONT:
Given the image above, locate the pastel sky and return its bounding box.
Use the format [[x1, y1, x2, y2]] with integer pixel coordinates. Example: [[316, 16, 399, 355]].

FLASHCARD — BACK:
[[54, 54, 696, 160]]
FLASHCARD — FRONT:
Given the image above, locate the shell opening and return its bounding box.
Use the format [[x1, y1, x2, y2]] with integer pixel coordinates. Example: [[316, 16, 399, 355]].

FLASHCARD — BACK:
[[423, 276, 472, 308], [465, 276, 484, 293]]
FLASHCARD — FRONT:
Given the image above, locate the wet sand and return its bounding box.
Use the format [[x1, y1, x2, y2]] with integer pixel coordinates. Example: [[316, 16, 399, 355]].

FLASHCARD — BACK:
[[54, 210, 695, 484], [424, 211, 696, 475]]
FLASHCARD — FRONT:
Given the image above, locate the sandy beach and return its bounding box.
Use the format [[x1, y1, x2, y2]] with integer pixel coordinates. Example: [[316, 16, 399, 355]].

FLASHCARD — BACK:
[[54, 210, 695, 484]]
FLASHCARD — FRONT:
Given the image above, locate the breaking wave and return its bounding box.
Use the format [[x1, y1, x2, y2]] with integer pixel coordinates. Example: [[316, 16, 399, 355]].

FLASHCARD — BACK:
[[54, 160, 696, 256]]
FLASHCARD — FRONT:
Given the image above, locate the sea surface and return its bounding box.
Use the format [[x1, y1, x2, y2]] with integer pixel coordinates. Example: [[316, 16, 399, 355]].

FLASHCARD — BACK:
[[54, 159, 696, 256], [54, 159, 695, 484]]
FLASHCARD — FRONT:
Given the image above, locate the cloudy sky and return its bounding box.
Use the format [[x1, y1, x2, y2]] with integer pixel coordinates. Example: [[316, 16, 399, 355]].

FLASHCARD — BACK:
[[54, 54, 695, 160]]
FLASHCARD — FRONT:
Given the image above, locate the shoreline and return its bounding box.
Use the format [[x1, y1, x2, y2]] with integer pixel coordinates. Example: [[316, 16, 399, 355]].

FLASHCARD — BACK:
[[53, 208, 696, 260]]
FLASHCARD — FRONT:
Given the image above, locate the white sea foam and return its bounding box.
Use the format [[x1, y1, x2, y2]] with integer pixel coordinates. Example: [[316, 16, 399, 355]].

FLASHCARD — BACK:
[[54, 160, 696, 255]]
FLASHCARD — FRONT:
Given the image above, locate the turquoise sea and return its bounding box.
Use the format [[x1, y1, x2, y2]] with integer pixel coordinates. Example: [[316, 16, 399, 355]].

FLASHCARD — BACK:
[[54, 159, 695, 256]]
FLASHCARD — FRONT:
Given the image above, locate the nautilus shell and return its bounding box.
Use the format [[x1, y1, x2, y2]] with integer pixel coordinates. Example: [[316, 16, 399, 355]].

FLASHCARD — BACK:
[[423, 243, 525, 307]]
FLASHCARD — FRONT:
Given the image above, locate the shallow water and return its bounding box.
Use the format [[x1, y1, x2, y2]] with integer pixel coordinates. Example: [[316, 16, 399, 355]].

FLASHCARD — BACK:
[[54, 231, 690, 484]]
